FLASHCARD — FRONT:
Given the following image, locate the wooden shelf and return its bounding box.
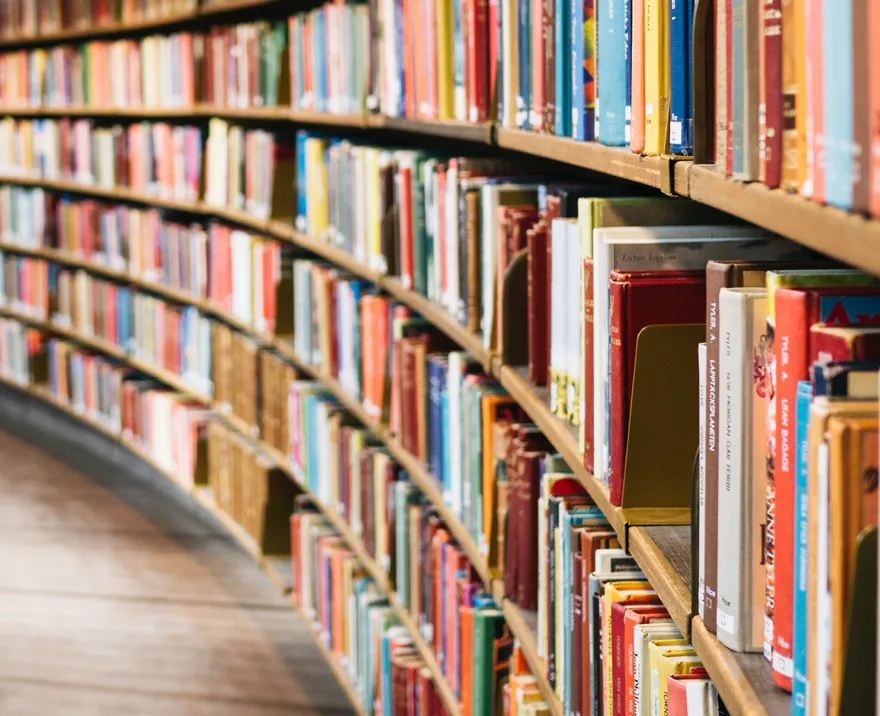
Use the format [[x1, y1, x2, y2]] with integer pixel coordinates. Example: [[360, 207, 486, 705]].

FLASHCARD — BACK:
[[0, 177, 800, 716]]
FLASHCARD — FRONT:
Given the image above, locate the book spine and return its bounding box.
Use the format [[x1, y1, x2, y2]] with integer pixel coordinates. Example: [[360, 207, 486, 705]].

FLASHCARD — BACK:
[[716, 290, 766, 653], [542, 0, 555, 132], [806, 0, 824, 202], [570, 553, 585, 716], [667, 0, 692, 154], [608, 277, 626, 504], [642, 0, 668, 154], [822, 0, 853, 209], [570, 0, 585, 140], [702, 264, 728, 633], [869, 0, 880, 216], [624, 0, 632, 144], [531, 0, 544, 128], [698, 341, 707, 618], [516, 0, 531, 128], [597, 0, 626, 146], [527, 228, 549, 386], [630, 0, 645, 153], [791, 380, 812, 716], [553, 0, 570, 136], [851, 0, 870, 212], [769, 289, 808, 690], [726, 0, 733, 174], [781, 0, 799, 190]]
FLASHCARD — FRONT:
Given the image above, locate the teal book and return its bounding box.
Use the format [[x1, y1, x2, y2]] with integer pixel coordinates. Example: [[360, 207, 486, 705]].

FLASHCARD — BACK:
[[596, 0, 627, 145], [791, 380, 812, 715], [822, 0, 854, 208], [394, 480, 418, 606]]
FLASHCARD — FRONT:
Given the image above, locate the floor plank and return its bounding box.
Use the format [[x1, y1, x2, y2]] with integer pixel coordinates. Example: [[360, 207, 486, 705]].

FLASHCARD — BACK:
[[0, 430, 355, 716]]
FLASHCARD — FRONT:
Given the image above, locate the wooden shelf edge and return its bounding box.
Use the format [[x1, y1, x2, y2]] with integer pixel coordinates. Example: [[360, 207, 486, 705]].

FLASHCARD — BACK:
[[626, 526, 692, 639], [690, 616, 788, 716], [498, 599, 563, 716]]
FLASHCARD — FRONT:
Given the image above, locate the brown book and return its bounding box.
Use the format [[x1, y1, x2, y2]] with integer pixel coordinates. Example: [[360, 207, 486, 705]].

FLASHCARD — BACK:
[[380, 158, 400, 276], [702, 257, 826, 632], [465, 188, 482, 333], [361, 447, 377, 557], [527, 222, 550, 386], [570, 553, 585, 716]]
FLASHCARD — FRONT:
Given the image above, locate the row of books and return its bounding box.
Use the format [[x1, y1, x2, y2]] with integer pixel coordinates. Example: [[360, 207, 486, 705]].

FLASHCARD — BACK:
[[715, 0, 880, 218], [0, 118, 204, 201], [207, 418, 294, 552], [0, 0, 197, 39], [0, 187, 290, 334], [697, 265, 880, 713], [0, 256, 213, 394], [0, 20, 288, 110], [0, 315, 40, 385]]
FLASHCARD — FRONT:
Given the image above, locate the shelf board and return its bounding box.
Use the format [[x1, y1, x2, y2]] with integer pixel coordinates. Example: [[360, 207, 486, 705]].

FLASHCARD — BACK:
[[627, 525, 692, 638], [495, 128, 677, 192], [498, 599, 562, 716], [367, 114, 495, 143], [691, 617, 790, 716]]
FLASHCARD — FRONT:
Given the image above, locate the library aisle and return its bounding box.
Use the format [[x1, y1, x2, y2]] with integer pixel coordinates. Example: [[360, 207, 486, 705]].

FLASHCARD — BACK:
[[0, 430, 355, 716]]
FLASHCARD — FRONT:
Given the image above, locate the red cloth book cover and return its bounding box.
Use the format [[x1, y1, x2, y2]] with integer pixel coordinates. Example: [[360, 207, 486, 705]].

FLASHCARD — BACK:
[[527, 223, 550, 386], [607, 270, 706, 505]]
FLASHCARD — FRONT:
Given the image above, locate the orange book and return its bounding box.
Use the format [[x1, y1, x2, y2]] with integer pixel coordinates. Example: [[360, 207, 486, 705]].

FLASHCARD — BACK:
[[460, 605, 475, 716], [629, 0, 645, 153], [871, 0, 880, 217], [623, 605, 671, 716], [303, 16, 313, 110]]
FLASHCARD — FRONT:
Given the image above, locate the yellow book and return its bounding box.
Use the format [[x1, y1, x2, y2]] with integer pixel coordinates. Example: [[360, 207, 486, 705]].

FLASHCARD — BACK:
[[643, 0, 669, 155], [480, 393, 516, 571], [436, 0, 454, 119], [305, 137, 329, 238], [604, 581, 655, 716], [500, 0, 518, 127], [652, 646, 702, 716], [367, 149, 382, 270], [646, 639, 689, 713]]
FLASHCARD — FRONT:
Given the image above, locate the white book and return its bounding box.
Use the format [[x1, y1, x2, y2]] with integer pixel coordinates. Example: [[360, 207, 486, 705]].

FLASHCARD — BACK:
[[549, 218, 569, 417], [480, 183, 539, 348], [716, 287, 767, 652], [230, 231, 253, 325], [591, 226, 778, 482], [814, 440, 831, 716], [632, 623, 682, 716], [566, 219, 582, 420], [698, 342, 707, 619]]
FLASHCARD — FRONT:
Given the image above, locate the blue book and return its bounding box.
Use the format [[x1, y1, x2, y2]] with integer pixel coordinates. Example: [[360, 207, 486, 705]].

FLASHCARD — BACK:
[[791, 380, 812, 716], [823, 0, 854, 208], [438, 542, 448, 673], [624, 0, 632, 143], [453, 0, 465, 119], [555, 0, 571, 136], [668, 0, 694, 154], [596, 0, 627, 145], [561, 506, 604, 715], [517, 0, 531, 128], [428, 357, 441, 479], [314, 11, 327, 112], [295, 131, 308, 230], [398, 0, 409, 116], [571, 0, 586, 139]]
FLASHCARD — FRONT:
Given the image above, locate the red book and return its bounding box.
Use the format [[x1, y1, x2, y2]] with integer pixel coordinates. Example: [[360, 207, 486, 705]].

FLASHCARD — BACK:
[[527, 223, 550, 385], [611, 597, 662, 716], [582, 257, 594, 472], [624, 606, 671, 716], [770, 286, 880, 689], [541, 0, 555, 132], [761, 0, 783, 187], [608, 271, 706, 505], [666, 674, 715, 716], [530, 0, 544, 127], [466, 0, 489, 122], [810, 324, 880, 363], [487, 0, 500, 120]]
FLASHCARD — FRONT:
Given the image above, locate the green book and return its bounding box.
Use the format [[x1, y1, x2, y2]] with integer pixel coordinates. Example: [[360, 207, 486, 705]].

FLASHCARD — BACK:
[[473, 607, 507, 716]]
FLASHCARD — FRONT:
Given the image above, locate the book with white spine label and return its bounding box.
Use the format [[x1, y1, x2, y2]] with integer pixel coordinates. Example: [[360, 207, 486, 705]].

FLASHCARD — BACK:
[[698, 342, 707, 619], [716, 287, 767, 652]]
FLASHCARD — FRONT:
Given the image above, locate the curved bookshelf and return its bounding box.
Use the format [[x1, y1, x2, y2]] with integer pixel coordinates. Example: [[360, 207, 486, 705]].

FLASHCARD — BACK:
[[0, 0, 287, 50], [0, 235, 699, 716], [0, 172, 783, 712]]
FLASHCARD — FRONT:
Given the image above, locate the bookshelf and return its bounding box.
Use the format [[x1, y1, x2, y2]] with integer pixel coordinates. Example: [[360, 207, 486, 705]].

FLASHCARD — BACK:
[[3, 1, 879, 714]]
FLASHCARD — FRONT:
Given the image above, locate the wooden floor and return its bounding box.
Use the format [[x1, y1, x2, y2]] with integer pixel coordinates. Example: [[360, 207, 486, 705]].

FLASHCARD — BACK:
[[0, 430, 356, 716]]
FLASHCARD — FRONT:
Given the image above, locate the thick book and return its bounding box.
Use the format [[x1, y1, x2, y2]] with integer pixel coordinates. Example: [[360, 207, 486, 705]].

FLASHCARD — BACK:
[[791, 380, 812, 714], [596, 0, 625, 145], [607, 270, 706, 504], [716, 287, 767, 652], [768, 279, 880, 688], [666, 674, 720, 715], [570, 0, 596, 141], [761, 0, 783, 187], [730, 0, 759, 179], [527, 222, 550, 385], [642, 0, 668, 154], [668, 0, 693, 155]]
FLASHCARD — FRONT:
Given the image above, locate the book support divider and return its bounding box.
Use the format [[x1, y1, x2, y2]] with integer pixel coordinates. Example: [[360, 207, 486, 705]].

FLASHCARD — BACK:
[[839, 526, 877, 715], [619, 323, 704, 542], [691, 0, 715, 165], [499, 251, 529, 366]]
